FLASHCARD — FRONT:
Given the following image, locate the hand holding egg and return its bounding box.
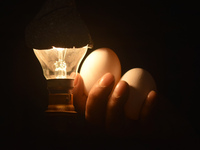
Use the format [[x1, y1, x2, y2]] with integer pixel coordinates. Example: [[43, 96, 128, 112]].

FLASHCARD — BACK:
[[79, 48, 157, 120]]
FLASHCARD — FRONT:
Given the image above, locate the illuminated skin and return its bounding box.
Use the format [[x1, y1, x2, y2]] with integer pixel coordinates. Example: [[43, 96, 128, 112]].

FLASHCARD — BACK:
[[72, 49, 199, 146], [73, 72, 157, 136], [72, 71, 200, 149]]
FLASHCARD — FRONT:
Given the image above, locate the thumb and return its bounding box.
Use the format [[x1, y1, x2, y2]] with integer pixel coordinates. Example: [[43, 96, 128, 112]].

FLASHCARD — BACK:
[[73, 73, 87, 114]]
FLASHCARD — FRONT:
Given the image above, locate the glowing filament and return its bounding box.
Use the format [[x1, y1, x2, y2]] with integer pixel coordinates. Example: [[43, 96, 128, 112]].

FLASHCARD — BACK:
[[53, 47, 67, 79]]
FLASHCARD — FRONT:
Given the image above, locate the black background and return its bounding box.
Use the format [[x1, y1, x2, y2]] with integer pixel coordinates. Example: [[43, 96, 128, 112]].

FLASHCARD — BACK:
[[1, 0, 199, 148]]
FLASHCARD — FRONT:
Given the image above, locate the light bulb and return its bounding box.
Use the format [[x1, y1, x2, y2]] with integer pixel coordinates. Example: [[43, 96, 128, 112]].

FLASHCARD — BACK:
[[25, 0, 93, 113], [34, 45, 88, 113]]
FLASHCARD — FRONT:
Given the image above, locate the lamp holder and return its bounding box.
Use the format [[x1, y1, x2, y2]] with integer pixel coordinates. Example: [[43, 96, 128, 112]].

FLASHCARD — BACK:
[[46, 79, 76, 113]]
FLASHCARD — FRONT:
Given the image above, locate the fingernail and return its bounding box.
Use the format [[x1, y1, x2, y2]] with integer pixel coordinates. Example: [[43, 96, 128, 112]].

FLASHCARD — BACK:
[[98, 73, 114, 87], [147, 90, 157, 104], [73, 74, 79, 87], [113, 81, 129, 98]]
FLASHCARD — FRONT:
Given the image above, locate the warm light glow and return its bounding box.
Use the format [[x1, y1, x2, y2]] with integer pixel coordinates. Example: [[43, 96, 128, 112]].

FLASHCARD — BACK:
[[33, 45, 88, 80], [53, 47, 67, 79]]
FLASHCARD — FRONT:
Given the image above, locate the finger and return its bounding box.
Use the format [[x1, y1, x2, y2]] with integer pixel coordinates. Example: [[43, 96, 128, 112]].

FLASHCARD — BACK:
[[85, 73, 115, 126], [72, 73, 87, 115], [140, 90, 157, 121], [106, 80, 129, 132]]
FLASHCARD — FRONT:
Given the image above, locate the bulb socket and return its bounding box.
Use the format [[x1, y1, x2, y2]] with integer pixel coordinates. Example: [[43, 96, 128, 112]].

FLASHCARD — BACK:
[[47, 79, 74, 93], [46, 79, 76, 113]]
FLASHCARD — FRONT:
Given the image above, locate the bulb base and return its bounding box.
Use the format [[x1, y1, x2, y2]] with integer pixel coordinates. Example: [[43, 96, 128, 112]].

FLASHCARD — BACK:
[[46, 79, 76, 113], [46, 93, 76, 113]]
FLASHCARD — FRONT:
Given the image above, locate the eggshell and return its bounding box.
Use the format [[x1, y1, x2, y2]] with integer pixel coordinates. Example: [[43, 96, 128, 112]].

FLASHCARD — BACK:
[[121, 68, 157, 120], [80, 48, 121, 95]]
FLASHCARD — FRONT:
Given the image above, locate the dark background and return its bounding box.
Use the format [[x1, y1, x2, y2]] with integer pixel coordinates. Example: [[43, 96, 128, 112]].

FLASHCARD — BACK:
[[1, 0, 199, 148]]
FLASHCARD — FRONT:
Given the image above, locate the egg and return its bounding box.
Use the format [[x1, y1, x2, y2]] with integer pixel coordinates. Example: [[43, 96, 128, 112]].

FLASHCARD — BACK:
[[80, 48, 121, 95], [121, 68, 157, 120]]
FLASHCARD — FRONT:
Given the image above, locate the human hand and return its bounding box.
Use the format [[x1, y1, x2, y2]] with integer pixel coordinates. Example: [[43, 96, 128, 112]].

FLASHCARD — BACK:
[[73, 72, 157, 136]]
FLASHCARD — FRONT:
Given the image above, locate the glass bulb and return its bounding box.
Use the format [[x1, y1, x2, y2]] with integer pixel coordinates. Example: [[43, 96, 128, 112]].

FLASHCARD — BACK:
[[34, 45, 88, 80], [33, 45, 88, 113]]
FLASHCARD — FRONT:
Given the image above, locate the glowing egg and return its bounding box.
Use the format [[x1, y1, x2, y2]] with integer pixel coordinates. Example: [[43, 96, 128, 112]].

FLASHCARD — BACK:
[[80, 48, 121, 95]]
